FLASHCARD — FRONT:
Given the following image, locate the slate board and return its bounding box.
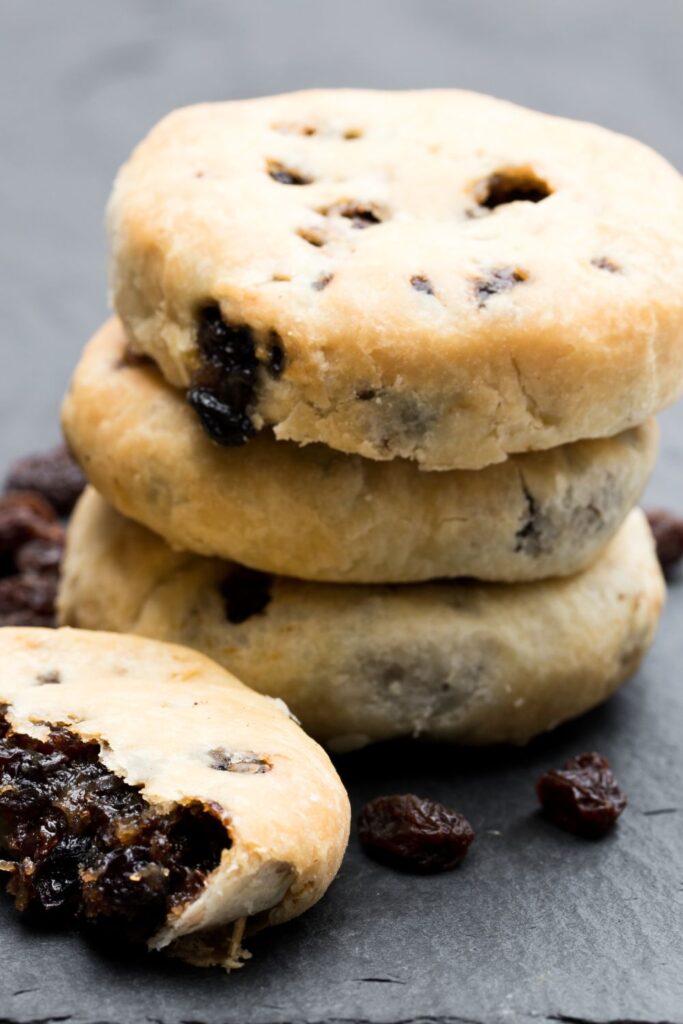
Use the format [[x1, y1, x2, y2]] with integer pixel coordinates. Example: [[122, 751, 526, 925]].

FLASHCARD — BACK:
[[1, 2, 682, 1022]]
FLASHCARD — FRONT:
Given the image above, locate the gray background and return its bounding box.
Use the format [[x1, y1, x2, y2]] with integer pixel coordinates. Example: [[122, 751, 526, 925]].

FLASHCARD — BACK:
[[1, 2, 682, 1023]]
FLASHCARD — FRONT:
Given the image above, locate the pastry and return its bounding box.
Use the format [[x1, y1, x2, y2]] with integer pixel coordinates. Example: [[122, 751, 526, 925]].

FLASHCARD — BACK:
[[61, 319, 657, 583], [59, 491, 665, 751], [108, 89, 683, 469], [0, 626, 349, 968]]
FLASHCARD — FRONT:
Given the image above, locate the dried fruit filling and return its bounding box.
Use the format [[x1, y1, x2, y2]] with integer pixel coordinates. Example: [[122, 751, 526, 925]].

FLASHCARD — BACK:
[[0, 712, 229, 941]]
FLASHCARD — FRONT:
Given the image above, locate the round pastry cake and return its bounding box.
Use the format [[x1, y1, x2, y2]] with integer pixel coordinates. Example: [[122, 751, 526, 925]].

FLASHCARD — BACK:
[[59, 490, 665, 751], [0, 626, 349, 968], [108, 89, 683, 469], [61, 319, 658, 583]]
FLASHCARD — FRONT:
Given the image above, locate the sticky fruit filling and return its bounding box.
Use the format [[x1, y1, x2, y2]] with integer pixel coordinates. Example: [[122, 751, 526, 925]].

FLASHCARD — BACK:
[[0, 712, 229, 942]]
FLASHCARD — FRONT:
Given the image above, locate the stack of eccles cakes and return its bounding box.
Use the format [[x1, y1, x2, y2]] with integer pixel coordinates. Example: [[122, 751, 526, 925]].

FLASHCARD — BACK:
[[59, 88, 683, 754]]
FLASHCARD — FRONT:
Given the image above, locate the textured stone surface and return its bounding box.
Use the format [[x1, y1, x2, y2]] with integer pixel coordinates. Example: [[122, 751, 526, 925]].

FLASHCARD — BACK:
[[1, 1, 682, 1021]]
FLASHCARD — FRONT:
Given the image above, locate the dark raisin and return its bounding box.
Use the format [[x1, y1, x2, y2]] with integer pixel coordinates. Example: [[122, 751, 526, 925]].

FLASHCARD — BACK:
[[0, 717, 229, 942], [357, 794, 475, 873], [196, 306, 258, 373], [312, 273, 333, 291], [472, 267, 529, 307], [187, 388, 257, 446], [209, 749, 271, 773], [187, 306, 261, 446], [0, 494, 63, 559], [514, 484, 543, 556], [4, 445, 86, 516], [591, 256, 621, 273], [36, 670, 61, 685], [34, 834, 92, 912], [645, 509, 683, 576], [0, 610, 56, 628], [325, 201, 383, 228], [267, 335, 286, 378], [0, 573, 59, 625], [476, 168, 552, 209], [410, 275, 434, 295], [82, 845, 169, 934], [536, 752, 627, 838], [16, 538, 63, 575], [220, 566, 272, 625], [267, 160, 312, 185], [356, 388, 378, 401]]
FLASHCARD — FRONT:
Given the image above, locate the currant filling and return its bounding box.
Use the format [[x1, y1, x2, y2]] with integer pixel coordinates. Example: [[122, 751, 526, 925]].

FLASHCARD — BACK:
[[0, 712, 229, 942]]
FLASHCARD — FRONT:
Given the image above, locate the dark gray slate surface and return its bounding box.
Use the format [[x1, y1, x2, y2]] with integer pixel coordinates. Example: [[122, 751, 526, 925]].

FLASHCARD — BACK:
[[1, 2, 682, 1022]]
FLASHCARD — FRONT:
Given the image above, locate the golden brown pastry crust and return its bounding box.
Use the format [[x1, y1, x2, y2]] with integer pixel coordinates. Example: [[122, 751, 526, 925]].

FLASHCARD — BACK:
[[108, 89, 683, 469], [62, 319, 657, 583], [0, 626, 350, 965], [59, 493, 665, 751]]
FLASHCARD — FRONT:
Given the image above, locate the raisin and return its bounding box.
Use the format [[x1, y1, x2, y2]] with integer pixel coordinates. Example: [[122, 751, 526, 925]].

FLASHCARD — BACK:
[[645, 508, 683, 575], [220, 567, 272, 624], [324, 201, 384, 228], [591, 256, 621, 273], [4, 445, 86, 516], [267, 160, 312, 185], [267, 334, 286, 378], [410, 275, 434, 295], [476, 168, 552, 209], [0, 717, 229, 942], [187, 387, 256, 446], [0, 573, 59, 626], [187, 306, 260, 446], [209, 749, 271, 773], [536, 752, 627, 838], [15, 538, 63, 575], [357, 794, 475, 873], [472, 267, 529, 307], [0, 491, 63, 626], [312, 273, 333, 292], [0, 494, 63, 558]]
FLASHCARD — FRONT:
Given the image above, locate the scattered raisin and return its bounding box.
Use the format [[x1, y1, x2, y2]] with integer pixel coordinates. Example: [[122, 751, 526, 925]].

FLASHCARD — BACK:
[[209, 749, 271, 773], [4, 445, 86, 515], [0, 573, 59, 622], [591, 256, 621, 273], [267, 335, 286, 378], [15, 538, 64, 575], [187, 305, 260, 446], [312, 272, 333, 291], [357, 794, 475, 873], [472, 267, 529, 307], [0, 488, 64, 626], [267, 160, 312, 185], [220, 566, 273, 624], [476, 167, 552, 209], [536, 752, 627, 838], [410, 275, 434, 295], [324, 201, 384, 228], [645, 509, 683, 576], [0, 494, 61, 555]]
